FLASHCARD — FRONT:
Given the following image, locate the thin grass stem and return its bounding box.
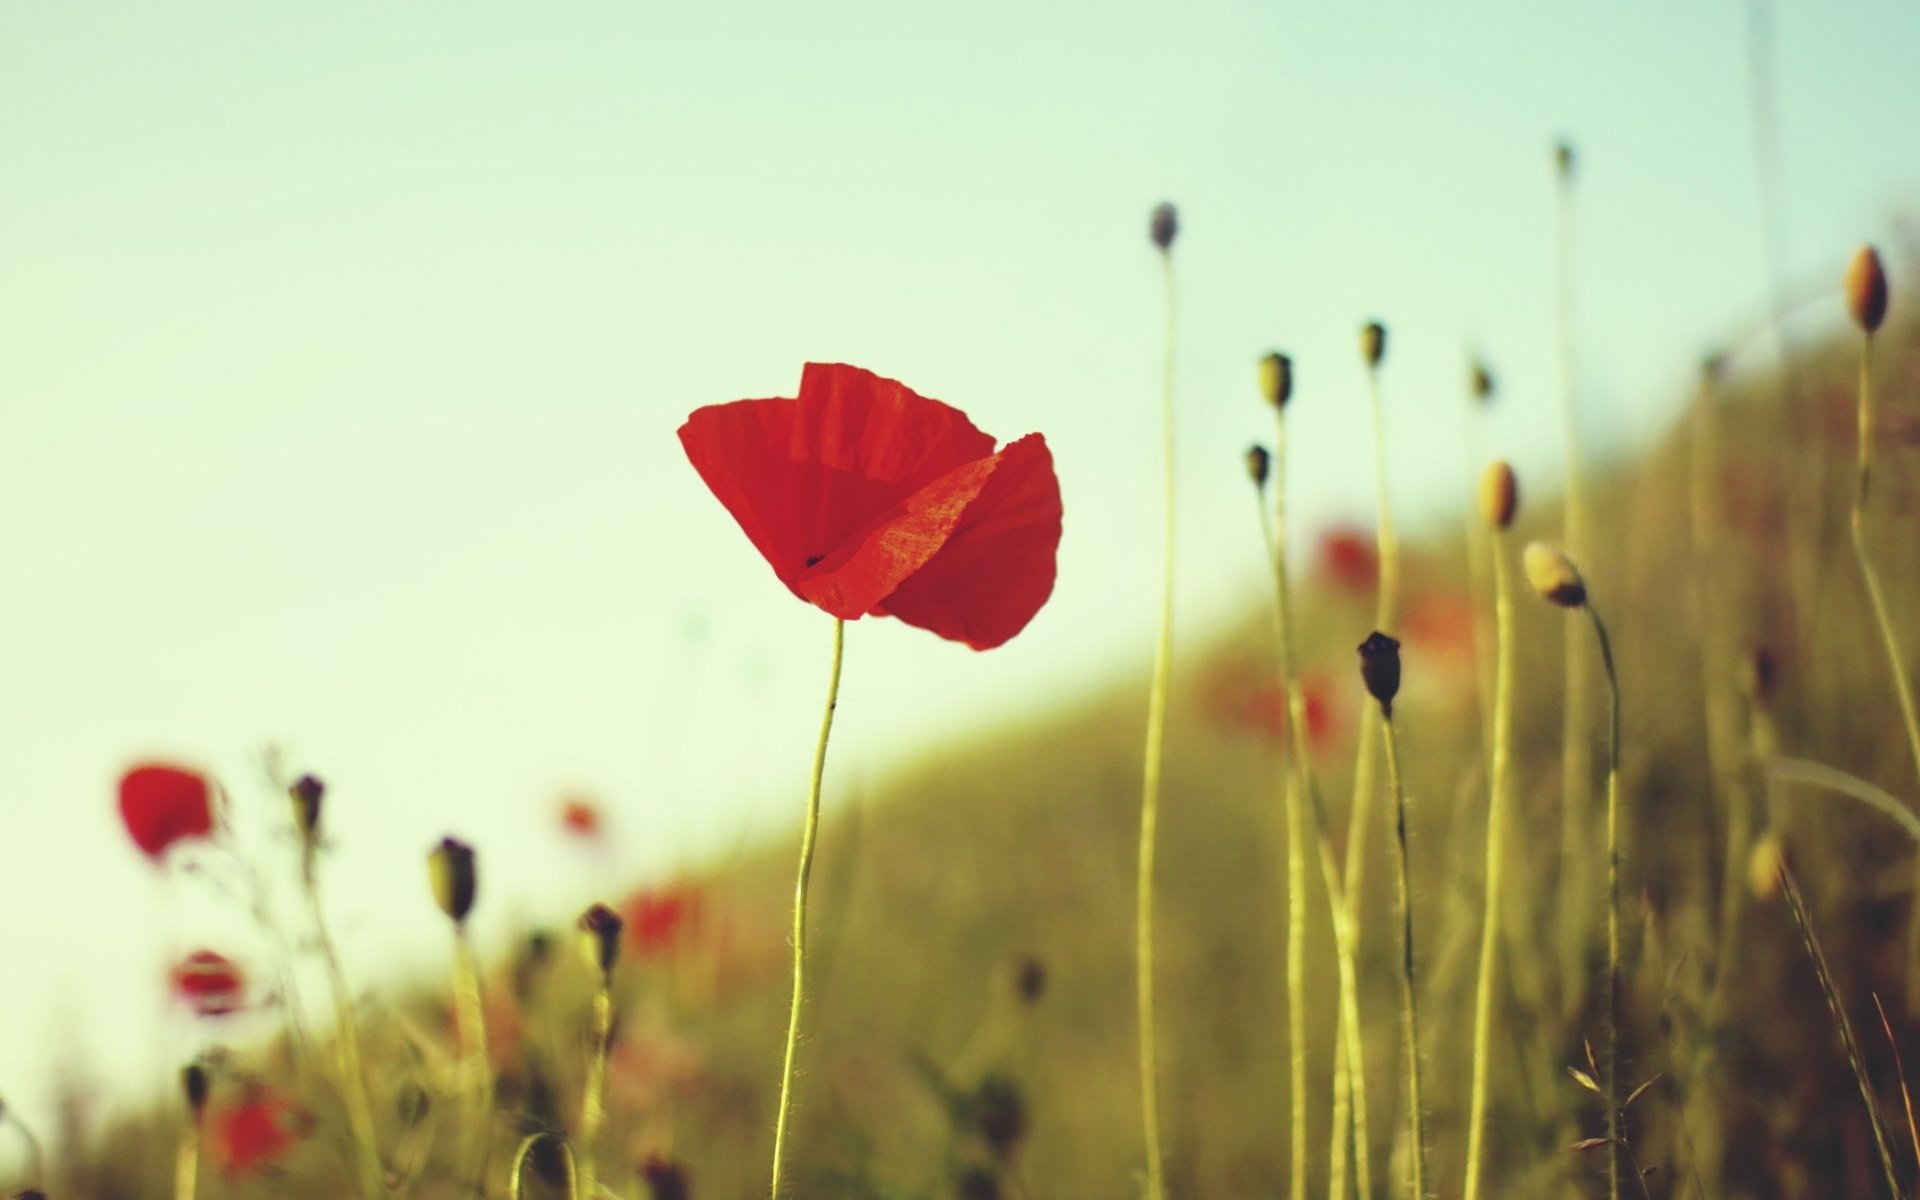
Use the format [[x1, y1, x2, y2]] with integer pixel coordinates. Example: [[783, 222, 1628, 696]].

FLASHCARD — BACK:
[[1586, 601, 1622, 1200], [509, 1132, 580, 1200], [453, 930, 492, 1196], [1379, 712, 1427, 1200], [1770, 758, 1920, 844], [303, 853, 389, 1198], [769, 616, 846, 1199], [578, 976, 613, 1198]]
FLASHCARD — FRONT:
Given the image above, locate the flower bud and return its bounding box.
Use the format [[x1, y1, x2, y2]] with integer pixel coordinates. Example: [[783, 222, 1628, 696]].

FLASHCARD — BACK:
[[1012, 953, 1047, 1006], [182, 1063, 210, 1117], [289, 774, 324, 840], [1478, 461, 1519, 531], [1846, 245, 1889, 334], [1258, 351, 1293, 408], [1245, 445, 1271, 490], [428, 837, 478, 925], [1555, 139, 1576, 182], [578, 903, 624, 978], [1747, 832, 1784, 902], [1471, 360, 1495, 404], [1742, 646, 1779, 710], [1360, 321, 1387, 368], [642, 1156, 691, 1200], [1148, 202, 1177, 252], [1523, 542, 1587, 608], [1357, 631, 1402, 715]]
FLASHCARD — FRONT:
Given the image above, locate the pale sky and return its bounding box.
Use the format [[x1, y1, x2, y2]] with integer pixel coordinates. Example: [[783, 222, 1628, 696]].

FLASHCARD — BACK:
[[1, 1, 1915, 1133]]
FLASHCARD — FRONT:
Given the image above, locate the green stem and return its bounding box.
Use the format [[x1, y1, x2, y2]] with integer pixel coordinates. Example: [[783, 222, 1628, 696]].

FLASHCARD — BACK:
[[1462, 531, 1516, 1200], [579, 976, 613, 1198], [174, 1119, 200, 1200], [305, 857, 389, 1198], [454, 930, 493, 1196], [509, 1132, 580, 1200], [1586, 602, 1622, 1200], [1380, 713, 1427, 1200], [769, 617, 845, 1199], [1135, 250, 1176, 1200]]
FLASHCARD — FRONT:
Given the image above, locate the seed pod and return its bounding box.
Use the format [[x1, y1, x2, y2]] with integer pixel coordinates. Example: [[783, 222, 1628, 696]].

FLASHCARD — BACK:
[[182, 1063, 210, 1117], [428, 837, 478, 925], [578, 903, 624, 978], [1478, 461, 1519, 531], [1357, 631, 1402, 715], [1471, 360, 1495, 403], [1523, 542, 1587, 608], [1258, 351, 1293, 408], [1245, 445, 1271, 490], [1360, 321, 1387, 368], [1148, 202, 1178, 252], [1846, 245, 1889, 334], [289, 774, 324, 840]]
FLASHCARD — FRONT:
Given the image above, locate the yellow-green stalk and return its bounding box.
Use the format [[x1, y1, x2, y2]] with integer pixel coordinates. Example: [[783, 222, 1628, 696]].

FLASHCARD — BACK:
[[509, 1132, 580, 1200], [1553, 139, 1596, 1024], [1330, 320, 1396, 1200], [1358, 632, 1427, 1200], [175, 1064, 208, 1200], [769, 617, 846, 1198], [1131, 200, 1178, 1200], [577, 903, 624, 1199], [301, 778, 389, 1199], [1462, 360, 1499, 768], [1462, 461, 1519, 1200], [1526, 542, 1622, 1200], [429, 836, 492, 1198]]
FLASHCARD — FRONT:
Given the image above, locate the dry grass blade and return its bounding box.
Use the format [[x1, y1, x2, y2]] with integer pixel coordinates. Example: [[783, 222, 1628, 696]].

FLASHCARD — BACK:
[[1778, 865, 1904, 1198], [1873, 993, 1920, 1178], [1770, 758, 1920, 843]]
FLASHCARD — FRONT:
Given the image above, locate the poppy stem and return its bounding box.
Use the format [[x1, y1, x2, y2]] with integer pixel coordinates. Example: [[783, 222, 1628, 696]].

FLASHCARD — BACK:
[[174, 1112, 200, 1200], [302, 854, 390, 1198], [1378, 710, 1427, 1200], [1135, 250, 1175, 1200], [1585, 600, 1622, 1200], [452, 929, 492, 1196], [769, 617, 845, 1199], [509, 1131, 580, 1200], [578, 966, 613, 1198]]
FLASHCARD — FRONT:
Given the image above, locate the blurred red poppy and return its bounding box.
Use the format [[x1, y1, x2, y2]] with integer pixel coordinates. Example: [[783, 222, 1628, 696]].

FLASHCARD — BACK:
[[213, 1087, 297, 1176], [678, 363, 1062, 650], [559, 797, 602, 838], [623, 884, 698, 956], [1315, 526, 1378, 595], [172, 949, 245, 1018], [118, 764, 215, 860]]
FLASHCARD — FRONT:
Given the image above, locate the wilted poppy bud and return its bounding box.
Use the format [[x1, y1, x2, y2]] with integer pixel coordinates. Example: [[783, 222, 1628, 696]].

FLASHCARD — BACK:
[[1245, 445, 1271, 490], [182, 1063, 211, 1117], [1478, 461, 1519, 531], [1258, 351, 1293, 408], [1148, 202, 1178, 252], [1357, 631, 1402, 715], [288, 774, 324, 840], [1360, 322, 1387, 368], [1013, 954, 1048, 1006], [578, 903, 623, 978], [1524, 542, 1587, 608], [641, 1155, 691, 1200], [1846, 245, 1889, 334], [1471, 360, 1495, 403], [1555, 139, 1576, 181], [428, 837, 478, 925]]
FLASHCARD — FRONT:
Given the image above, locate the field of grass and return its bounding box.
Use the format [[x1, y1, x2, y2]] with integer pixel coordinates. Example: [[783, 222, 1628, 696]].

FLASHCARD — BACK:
[[19, 260, 1920, 1200]]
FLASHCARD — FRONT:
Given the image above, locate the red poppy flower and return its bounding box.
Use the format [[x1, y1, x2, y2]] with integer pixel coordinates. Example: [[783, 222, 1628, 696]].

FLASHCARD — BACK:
[[1315, 526, 1379, 596], [212, 1087, 298, 1176], [623, 884, 698, 956], [118, 764, 215, 860], [559, 797, 602, 838], [172, 949, 246, 1018], [678, 363, 1063, 650]]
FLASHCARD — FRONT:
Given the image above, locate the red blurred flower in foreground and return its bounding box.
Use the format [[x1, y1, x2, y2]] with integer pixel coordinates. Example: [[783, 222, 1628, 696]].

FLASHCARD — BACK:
[[1315, 526, 1379, 596], [212, 1087, 298, 1176], [623, 884, 698, 956], [172, 950, 245, 1018], [678, 363, 1063, 650], [118, 764, 215, 860], [559, 797, 602, 838]]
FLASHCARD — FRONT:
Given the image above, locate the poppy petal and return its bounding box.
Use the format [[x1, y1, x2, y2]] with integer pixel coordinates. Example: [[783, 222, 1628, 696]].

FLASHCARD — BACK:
[[678, 396, 816, 593], [870, 433, 1061, 650]]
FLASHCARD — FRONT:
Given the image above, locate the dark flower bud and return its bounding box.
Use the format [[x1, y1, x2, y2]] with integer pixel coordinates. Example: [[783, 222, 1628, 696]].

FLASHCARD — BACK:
[[641, 1155, 691, 1200], [1148, 202, 1177, 252], [289, 774, 324, 839], [1258, 351, 1293, 408], [182, 1063, 210, 1117], [1013, 954, 1047, 1006], [1471, 360, 1495, 403], [1245, 445, 1271, 490], [1360, 322, 1387, 368], [1478, 461, 1519, 531], [956, 1166, 1002, 1200], [1524, 542, 1587, 608], [974, 1073, 1029, 1159], [428, 837, 478, 925], [1846, 245, 1889, 334], [578, 903, 624, 978], [1555, 139, 1576, 182], [1743, 646, 1779, 709], [1357, 632, 1401, 714]]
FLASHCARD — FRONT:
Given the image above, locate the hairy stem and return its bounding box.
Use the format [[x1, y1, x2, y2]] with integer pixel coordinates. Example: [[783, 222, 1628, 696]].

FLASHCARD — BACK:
[[1380, 713, 1427, 1200]]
